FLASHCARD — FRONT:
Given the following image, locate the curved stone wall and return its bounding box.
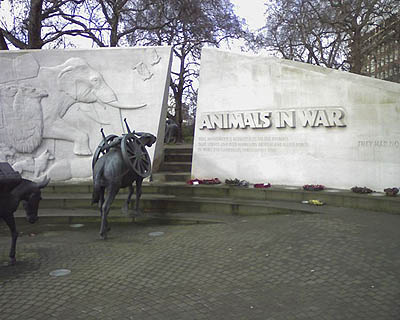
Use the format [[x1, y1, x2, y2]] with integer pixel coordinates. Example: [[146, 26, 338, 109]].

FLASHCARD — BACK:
[[192, 48, 400, 190]]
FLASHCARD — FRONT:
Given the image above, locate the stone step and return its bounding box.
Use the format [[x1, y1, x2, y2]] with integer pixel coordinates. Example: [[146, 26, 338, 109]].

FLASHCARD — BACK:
[[159, 162, 192, 172], [151, 172, 191, 182], [43, 183, 400, 214], [164, 144, 193, 155], [150, 185, 400, 214], [14, 208, 225, 225], [37, 192, 319, 216], [164, 153, 193, 163]]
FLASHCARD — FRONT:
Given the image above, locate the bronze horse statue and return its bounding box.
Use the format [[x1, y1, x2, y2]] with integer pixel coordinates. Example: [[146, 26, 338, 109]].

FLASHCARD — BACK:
[[92, 130, 156, 240], [0, 165, 49, 265]]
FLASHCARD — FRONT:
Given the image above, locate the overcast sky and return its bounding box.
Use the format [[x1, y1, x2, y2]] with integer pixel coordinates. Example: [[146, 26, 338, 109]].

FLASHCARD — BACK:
[[231, 0, 267, 30]]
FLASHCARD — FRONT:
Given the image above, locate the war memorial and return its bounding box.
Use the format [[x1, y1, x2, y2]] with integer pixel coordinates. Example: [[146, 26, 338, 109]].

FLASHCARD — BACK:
[[193, 48, 400, 191], [1, 47, 400, 319]]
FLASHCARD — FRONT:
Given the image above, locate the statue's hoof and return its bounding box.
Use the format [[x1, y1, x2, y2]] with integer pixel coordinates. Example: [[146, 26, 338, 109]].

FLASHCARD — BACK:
[[126, 210, 140, 218], [133, 210, 144, 217]]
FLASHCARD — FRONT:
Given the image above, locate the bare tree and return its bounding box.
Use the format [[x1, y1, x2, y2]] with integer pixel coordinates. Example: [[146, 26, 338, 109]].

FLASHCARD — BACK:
[[129, 0, 246, 142], [324, 0, 399, 73], [59, 0, 173, 47], [258, 0, 399, 73], [0, 0, 89, 49], [0, 0, 172, 49]]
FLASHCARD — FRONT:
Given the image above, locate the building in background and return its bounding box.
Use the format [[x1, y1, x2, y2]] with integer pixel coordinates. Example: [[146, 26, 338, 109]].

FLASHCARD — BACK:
[[362, 15, 400, 83]]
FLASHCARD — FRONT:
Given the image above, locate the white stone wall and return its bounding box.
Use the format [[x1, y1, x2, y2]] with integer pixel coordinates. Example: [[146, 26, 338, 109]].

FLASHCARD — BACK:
[[192, 48, 400, 190], [0, 47, 172, 182]]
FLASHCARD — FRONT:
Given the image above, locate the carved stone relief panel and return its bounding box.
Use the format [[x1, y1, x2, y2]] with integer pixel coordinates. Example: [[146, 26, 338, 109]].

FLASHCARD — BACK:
[[0, 47, 172, 182]]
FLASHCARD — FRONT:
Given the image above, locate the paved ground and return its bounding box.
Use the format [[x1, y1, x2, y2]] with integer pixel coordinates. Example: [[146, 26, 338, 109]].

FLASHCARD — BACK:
[[1, 208, 400, 320]]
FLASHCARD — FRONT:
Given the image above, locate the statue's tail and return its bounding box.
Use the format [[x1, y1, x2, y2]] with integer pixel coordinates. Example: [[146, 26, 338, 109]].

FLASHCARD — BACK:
[[91, 165, 103, 205], [91, 187, 100, 205]]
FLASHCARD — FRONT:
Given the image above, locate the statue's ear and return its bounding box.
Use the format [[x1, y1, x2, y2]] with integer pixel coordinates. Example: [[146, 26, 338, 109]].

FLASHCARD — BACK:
[[57, 67, 77, 100], [146, 135, 156, 147]]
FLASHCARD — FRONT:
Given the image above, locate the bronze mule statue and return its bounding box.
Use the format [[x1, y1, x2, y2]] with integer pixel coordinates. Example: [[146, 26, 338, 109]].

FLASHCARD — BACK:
[[92, 119, 156, 239]]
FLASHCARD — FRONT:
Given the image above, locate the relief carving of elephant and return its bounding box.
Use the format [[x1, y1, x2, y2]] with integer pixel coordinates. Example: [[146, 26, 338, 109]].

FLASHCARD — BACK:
[[38, 57, 146, 156]]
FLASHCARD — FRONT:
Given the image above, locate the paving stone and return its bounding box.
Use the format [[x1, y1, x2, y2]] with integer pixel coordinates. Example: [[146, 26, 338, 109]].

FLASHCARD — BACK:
[[1, 208, 400, 319]]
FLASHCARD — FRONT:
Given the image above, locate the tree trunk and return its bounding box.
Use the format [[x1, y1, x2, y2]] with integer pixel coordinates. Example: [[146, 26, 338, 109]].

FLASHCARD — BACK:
[[349, 27, 363, 74], [171, 46, 187, 144], [0, 30, 9, 50], [110, 15, 119, 47], [175, 97, 184, 143], [28, 0, 44, 49]]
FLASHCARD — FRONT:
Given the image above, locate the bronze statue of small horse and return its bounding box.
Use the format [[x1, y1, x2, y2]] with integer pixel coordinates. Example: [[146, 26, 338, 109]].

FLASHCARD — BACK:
[[0, 177, 49, 265]]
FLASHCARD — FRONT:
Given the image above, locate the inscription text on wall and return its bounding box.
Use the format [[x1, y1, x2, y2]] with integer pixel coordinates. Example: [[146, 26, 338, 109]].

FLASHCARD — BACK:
[[199, 108, 346, 130]]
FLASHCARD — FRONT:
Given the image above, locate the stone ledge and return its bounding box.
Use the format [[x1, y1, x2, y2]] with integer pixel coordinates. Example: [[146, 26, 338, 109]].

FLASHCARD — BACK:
[[41, 182, 400, 214]]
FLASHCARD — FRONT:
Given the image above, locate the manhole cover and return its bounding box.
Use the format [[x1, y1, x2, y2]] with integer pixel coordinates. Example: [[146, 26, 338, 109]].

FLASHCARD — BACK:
[[70, 224, 85, 228], [325, 189, 340, 192], [49, 269, 71, 277], [148, 231, 164, 237], [370, 193, 385, 197]]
